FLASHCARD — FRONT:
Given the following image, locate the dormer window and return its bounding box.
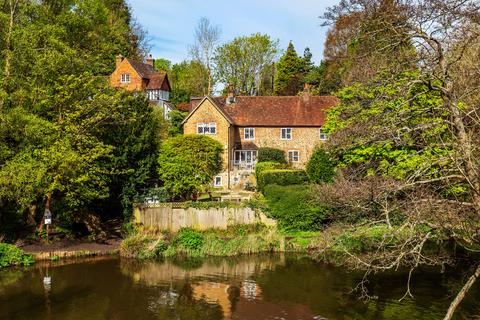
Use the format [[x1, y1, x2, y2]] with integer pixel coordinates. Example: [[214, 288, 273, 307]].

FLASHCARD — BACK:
[[121, 73, 131, 84]]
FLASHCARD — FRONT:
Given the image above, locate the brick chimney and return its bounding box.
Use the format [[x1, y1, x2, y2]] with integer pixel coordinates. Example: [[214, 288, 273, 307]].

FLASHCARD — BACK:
[[115, 54, 124, 68], [302, 83, 311, 102], [226, 84, 236, 104], [146, 54, 155, 67]]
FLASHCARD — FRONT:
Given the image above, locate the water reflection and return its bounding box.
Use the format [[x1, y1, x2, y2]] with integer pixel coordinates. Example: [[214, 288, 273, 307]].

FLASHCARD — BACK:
[[0, 255, 479, 320]]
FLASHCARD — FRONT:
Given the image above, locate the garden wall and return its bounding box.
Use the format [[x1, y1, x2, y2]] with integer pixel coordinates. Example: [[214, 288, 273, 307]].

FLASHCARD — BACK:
[[134, 204, 276, 231]]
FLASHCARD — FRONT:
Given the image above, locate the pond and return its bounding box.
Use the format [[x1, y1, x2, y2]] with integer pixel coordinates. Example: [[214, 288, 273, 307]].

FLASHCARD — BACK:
[[0, 254, 479, 319]]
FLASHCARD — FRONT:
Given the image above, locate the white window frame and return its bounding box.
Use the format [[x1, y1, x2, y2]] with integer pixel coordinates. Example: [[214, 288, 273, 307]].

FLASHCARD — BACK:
[[233, 150, 257, 165], [281, 128, 292, 140], [319, 127, 327, 140], [120, 73, 131, 84], [197, 122, 216, 135], [288, 150, 300, 163], [244, 128, 255, 140], [214, 176, 222, 187]]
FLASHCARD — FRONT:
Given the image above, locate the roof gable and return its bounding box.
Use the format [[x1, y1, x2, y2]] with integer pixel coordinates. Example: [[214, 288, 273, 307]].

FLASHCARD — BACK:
[[182, 96, 233, 125]]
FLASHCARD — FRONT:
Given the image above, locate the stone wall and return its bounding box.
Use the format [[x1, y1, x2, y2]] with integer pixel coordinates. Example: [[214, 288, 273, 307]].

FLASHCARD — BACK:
[[134, 204, 276, 231]]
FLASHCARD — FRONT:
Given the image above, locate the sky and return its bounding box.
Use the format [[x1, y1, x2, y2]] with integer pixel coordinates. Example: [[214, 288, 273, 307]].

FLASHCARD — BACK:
[[127, 0, 338, 65]]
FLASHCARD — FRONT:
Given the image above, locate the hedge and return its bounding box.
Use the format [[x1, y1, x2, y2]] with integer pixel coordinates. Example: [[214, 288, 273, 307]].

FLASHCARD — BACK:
[[255, 161, 288, 179], [257, 169, 308, 192], [263, 184, 329, 231], [257, 147, 287, 163]]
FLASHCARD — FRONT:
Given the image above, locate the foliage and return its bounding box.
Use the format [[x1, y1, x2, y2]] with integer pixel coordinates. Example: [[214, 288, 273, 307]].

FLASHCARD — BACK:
[[306, 148, 336, 183], [158, 135, 223, 199], [254, 161, 287, 180], [168, 110, 188, 136], [274, 41, 305, 95], [0, 244, 34, 268], [263, 185, 329, 231], [257, 148, 286, 164], [214, 33, 279, 95], [120, 234, 167, 259], [257, 169, 308, 192], [173, 228, 204, 251]]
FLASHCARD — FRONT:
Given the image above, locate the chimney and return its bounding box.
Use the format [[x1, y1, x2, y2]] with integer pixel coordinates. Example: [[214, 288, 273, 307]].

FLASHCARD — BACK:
[[146, 54, 155, 67], [226, 84, 236, 104], [302, 83, 311, 102], [115, 54, 124, 68]]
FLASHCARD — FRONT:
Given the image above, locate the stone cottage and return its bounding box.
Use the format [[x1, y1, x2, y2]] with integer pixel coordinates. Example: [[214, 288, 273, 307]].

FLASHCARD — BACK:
[[110, 54, 173, 118], [182, 87, 338, 189]]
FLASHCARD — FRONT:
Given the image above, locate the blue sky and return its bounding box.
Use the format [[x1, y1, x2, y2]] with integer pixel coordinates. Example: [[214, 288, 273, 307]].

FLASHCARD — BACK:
[[127, 0, 338, 64]]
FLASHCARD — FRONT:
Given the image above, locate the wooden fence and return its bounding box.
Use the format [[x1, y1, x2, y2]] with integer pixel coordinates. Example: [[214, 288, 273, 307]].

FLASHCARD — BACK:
[[134, 204, 276, 231]]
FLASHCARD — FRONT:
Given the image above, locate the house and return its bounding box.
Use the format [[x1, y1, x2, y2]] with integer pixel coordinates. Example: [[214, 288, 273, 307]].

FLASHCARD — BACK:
[[110, 54, 173, 118], [182, 86, 338, 189]]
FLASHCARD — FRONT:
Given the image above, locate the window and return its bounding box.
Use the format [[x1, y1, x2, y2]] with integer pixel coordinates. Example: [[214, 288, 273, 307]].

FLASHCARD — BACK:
[[244, 128, 255, 140], [234, 150, 257, 165], [120, 73, 130, 83], [319, 127, 327, 140], [288, 150, 300, 163], [281, 128, 292, 140], [197, 122, 216, 135], [214, 176, 222, 187]]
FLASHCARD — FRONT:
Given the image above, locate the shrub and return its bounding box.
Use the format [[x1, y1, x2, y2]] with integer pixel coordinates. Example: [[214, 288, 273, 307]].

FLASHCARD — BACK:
[[255, 161, 288, 179], [257, 169, 308, 192], [174, 228, 204, 250], [0, 243, 34, 268], [263, 184, 329, 231], [258, 148, 287, 163], [306, 148, 336, 183]]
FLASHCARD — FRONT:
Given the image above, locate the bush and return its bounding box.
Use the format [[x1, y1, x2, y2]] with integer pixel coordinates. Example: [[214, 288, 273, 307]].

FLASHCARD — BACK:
[[258, 148, 287, 163], [174, 228, 204, 250], [306, 148, 336, 183], [255, 161, 288, 179], [0, 243, 34, 268], [257, 169, 308, 192], [263, 184, 329, 231]]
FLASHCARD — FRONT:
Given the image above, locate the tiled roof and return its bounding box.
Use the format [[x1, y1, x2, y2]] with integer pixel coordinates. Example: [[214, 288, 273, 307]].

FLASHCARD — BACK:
[[127, 59, 170, 91], [210, 95, 338, 127], [177, 102, 191, 112]]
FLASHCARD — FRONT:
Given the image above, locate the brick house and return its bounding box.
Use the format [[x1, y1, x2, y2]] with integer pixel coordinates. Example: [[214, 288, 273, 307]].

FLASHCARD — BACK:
[[110, 54, 173, 118], [182, 87, 338, 189]]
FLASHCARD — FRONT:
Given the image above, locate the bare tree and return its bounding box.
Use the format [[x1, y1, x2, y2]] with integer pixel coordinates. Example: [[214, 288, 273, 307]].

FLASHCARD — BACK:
[[189, 17, 221, 95], [321, 1, 480, 318]]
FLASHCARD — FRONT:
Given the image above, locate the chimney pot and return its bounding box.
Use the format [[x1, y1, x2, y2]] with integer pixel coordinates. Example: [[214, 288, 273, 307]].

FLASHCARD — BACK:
[[146, 54, 155, 67], [226, 84, 236, 104]]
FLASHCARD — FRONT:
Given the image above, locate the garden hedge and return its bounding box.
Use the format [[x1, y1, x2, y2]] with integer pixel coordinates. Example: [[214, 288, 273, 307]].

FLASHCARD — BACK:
[[257, 169, 308, 192]]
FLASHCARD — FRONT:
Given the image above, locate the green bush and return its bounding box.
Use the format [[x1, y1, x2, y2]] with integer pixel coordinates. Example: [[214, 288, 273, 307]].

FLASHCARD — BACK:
[[306, 148, 336, 183], [258, 148, 287, 163], [257, 169, 308, 192], [263, 184, 329, 231], [174, 228, 204, 250], [0, 243, 34, 268], [255, 161, 287, 179]]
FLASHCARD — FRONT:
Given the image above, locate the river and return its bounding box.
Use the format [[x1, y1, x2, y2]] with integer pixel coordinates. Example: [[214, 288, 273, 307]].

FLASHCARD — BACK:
[[0, 254, 479, 319]]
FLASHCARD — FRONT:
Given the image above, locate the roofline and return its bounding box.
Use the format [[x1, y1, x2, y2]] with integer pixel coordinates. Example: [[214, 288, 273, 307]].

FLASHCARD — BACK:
[[125, 58, 147, 78], [181, 96, 234, 125]]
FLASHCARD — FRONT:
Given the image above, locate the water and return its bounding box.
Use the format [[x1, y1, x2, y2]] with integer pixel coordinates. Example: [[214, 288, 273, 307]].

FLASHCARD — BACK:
[[0, 254, 479, 320]]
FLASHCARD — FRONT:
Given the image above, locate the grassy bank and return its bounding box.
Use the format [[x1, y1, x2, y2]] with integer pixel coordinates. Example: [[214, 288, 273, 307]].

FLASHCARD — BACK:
[[0, 243, 34, 268]]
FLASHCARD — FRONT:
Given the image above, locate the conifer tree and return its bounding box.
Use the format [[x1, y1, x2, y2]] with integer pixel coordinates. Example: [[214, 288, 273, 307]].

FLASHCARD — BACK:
[[274, 42, 304, 96]]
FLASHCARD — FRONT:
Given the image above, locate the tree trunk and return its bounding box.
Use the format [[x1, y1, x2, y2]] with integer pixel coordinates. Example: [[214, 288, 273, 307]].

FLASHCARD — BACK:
[[443, 264, 480, 320], [37, 191, 52, 231]]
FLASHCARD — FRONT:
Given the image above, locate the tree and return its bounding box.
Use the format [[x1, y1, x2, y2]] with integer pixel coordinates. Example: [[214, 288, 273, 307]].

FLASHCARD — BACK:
[[157, 135, 223, 199], [189, 17, 221, 95], [306, 148, 335, 184], [274, 41, 304, 96], [214, 33, 279, 95], [154, 58, 172, 73], [169, 60, 209, 104], [321, 1, 480, 318]]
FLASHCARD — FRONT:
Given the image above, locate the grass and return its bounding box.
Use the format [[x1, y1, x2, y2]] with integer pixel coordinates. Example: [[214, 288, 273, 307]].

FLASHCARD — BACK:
[[0, 243, 35, 268]]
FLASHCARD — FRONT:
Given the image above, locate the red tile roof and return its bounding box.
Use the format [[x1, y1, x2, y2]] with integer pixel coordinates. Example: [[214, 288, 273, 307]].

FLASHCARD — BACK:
[[210, 95, 338, 127], [177, 102, 191, 112], [127, 59, 171, 91]]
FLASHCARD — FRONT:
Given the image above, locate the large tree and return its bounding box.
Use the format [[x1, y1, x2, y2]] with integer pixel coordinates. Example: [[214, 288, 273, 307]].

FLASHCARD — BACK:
[[273, 42, 304, 96], [214, 33, 279, 96], [321, 1, 480, 318]]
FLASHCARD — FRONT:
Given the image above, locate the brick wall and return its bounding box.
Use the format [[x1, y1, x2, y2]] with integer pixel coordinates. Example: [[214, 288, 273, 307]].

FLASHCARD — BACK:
[[110, 60, 144, 91]]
